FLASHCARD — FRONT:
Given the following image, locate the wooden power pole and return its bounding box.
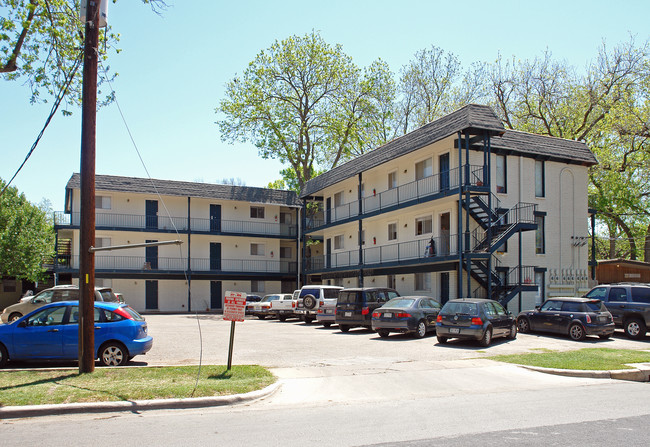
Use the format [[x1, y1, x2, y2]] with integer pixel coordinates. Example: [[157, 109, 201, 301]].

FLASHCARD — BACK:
[[79, 0, 99, 374]]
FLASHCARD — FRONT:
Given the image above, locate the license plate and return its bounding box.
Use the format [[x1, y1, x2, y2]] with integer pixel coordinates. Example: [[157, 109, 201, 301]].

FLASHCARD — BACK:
[[449, 328, 460, 334], [345, 312, 352, 317], [384, 312, 392, 318]]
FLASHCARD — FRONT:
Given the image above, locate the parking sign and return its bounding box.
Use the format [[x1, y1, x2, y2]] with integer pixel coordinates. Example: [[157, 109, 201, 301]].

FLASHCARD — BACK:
[[223, 291, 246, 322]]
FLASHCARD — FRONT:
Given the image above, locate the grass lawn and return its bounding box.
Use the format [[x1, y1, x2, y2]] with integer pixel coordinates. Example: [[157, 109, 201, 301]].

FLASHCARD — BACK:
[[0, 365, 276, 407], [490, 348, 650, 371]]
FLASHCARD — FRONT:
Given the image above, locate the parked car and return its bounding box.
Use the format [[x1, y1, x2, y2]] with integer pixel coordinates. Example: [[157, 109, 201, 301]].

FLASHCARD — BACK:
[[584, 283, 650, 339], [0, 301, 153, 368], [295, 285, 343, 324], [268, 293, 298, 321], [244, 295, 262, 315], [316, 296, 338, 328], [517, 297, 615, 341], [335, 287, 400, 332], [246, 294, 283, 319], [435, 298, 516, 346], [1, 285, 120, 324], [371, 296, 441, 338]]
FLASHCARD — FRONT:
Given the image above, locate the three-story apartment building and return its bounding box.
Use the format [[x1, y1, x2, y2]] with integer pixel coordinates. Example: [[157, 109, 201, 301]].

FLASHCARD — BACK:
[[299, 104, 597, 312], [54, 174, 301, 312]]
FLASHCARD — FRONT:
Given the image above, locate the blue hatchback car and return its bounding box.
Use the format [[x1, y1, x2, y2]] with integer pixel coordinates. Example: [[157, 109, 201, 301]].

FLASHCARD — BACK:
[[0, 301, 153, 368]]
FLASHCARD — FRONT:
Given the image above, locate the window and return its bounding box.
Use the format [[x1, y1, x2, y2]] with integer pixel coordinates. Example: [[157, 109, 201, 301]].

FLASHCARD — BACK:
[[251, 280, 264, 293], [609, 288, 627, 301], [535, 215, 545, 254], [388, 171, 398, 189], [359, 183, 365, 198], [535, 160, 545, 197], [250, 243, 265, 256], [415, 273, 431, 291], [279, 212, 291, 224], [96, 195, 111, 210], [388, 223, 397, 241], [334, 191, 344, 207], [250, 206, 265, 219], [2, 279, 16, 293], [334, 235, 344, 250], [415, 158, 433, 180], [27, 306, 67, 326], [415, 216, 432, 235], [586, 287, 608, 300], [535, 271, 545, 305], [280, 247, 292, 259], [496, 154, 506, 193], [387, 274, 396, 289], [631, 287, 650, 304], [360, 230, 365, 245]]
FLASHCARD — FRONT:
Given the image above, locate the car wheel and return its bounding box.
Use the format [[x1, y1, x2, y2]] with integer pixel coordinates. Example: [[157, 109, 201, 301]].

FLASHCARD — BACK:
[[322, 322, 332, 328], [623, 318, 646, 340], [339, 324, 350, 333], [304, 316, 314, 324], [303, 294, 317, 310], [377, 329, 390, 338], [437, 335, 448, 344], [508, 322, 517, 340], [413, 320, 427, 339], [279, 316, 287, 322], [568, 323, 586, 341], [8, 312, 22, 323], [479, 327, 493, 347], [517, 317, 530, 333], [0, 344, 8, 368], [257, 315, 266, 320], [99, 342, 129, 367]]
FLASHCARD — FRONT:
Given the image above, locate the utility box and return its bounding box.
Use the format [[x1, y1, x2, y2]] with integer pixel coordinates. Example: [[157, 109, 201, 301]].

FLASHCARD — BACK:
[[80, 0, 108, 28]]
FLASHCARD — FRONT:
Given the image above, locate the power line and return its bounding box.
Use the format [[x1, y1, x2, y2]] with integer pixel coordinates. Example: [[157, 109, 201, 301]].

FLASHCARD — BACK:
[[0, 51, 84, 199]]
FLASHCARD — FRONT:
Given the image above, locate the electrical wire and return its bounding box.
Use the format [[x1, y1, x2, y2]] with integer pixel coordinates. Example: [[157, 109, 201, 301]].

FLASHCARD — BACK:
[[0, 51, 84, 199], [98, 60, 203, 396]]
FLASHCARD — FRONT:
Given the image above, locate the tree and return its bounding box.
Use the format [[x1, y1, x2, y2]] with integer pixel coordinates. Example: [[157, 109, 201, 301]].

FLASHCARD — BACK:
[[216, 31, 394, 191], [0, 179, 55, 282], [1, 0, 166, 107]]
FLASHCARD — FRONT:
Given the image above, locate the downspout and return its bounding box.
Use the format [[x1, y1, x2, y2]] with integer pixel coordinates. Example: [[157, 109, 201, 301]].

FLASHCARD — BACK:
[[465, 133, 471, 297], [187, 196, 191, 312], [358, 173, 364, 288], [457, 131, 463, 298], [297, 205, 302, 289]]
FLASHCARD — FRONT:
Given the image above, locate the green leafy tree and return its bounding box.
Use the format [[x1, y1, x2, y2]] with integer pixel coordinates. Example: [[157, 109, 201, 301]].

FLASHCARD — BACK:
[[1, 0, 166, 107], [0, 179, 55, 282], [217, 31, 394, 190]]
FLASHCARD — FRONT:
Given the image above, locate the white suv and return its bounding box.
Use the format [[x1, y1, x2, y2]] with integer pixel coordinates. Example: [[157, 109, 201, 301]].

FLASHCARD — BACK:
[[295, 285, 343, 324]]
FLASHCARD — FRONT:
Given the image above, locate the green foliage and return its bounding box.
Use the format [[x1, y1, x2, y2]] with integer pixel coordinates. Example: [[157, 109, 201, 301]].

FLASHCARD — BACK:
[[1, 0, 166, 108], [0, 178, 55, 282], [217, 31, 395, 190], [491, 348, 650, 371]]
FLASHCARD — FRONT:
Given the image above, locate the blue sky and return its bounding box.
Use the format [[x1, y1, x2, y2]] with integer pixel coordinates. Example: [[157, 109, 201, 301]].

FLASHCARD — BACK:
[[1, 0, 648, 211]]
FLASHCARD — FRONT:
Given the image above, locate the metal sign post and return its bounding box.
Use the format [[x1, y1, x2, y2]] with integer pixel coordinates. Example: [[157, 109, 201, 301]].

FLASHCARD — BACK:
[[223, 291, 246, 370]]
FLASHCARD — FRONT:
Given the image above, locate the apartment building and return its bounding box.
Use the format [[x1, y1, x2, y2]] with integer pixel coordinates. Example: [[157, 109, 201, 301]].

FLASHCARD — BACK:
[[299, 104, 597, 312], [54, 174, 301, 312]]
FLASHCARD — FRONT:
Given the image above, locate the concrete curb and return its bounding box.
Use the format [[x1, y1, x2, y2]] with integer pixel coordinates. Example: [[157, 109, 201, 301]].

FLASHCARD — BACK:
[[0, 381, 281, 420], [520, 363, 650, 382]]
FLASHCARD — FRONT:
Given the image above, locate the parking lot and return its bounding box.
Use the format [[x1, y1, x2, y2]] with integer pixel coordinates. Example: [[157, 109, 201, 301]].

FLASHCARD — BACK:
[[140, 314, 650, 370]]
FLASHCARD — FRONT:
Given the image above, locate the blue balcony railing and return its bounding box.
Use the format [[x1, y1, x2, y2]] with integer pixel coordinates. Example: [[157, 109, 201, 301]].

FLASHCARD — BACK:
[[303, 233, 459, 272], [57, 255, 297, 274], [54, 212, 297, 237], [306, 164, 486, 230]]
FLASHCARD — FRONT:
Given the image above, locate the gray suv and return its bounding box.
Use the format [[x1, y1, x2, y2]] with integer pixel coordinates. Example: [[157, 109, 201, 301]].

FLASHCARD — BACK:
[[585, 283, 650, 339]]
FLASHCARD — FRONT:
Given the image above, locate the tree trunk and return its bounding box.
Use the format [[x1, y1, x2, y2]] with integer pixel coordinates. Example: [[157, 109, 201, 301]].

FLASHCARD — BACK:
[[645, 222, 650, 262]]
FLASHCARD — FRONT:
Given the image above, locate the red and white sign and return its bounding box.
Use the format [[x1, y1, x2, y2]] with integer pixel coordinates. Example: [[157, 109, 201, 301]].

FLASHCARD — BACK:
[[223, 291, 247, 322]]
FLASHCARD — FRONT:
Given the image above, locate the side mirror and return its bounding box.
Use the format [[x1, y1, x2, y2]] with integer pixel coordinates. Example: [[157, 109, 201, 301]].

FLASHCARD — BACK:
[[534, 306, 540, 311], [18, 320, 27, 328]]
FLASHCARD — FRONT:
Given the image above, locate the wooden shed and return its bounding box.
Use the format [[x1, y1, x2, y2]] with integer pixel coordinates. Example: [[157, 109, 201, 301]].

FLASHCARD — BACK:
[[596, 258, 650, 284]]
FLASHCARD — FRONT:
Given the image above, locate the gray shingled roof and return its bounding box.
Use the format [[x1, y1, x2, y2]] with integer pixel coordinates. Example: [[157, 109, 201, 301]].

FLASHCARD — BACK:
[[300, 104, 505, 198], [66, 174, 302, 207], [300, 104, 597, 198], [491, 130, 597, 166]]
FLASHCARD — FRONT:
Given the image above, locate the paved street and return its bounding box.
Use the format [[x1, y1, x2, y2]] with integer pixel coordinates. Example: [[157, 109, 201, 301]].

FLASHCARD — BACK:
[[2, 314, 649, 446]]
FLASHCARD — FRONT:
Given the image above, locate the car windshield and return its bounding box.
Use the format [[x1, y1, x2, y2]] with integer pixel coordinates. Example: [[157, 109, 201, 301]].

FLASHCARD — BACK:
[[584, 300, 606, 312], [441, 302, 478, 315], [262, 295, 280, 302], [383, 298, 415, 308], [99, 289, 119, 302]]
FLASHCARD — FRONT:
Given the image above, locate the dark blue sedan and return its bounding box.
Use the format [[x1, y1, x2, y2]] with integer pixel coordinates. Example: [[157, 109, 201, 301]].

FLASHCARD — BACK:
[[0, 301, 153, 368]]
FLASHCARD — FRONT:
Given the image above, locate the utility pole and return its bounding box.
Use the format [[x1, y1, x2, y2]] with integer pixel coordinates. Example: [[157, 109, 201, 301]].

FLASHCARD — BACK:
[[79, 0, 99, 374]]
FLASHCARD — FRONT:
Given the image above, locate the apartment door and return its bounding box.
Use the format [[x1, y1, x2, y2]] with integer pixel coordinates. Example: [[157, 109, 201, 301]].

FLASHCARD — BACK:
[[210, 204, 221, 232], [440, 272, 450, 304], [326, 238, 332, 268], [145, 200, 158, 229], [326, 197, 332, 224], [145, 280, 158, 310], [439, 153, 450, 191], [440, 212, 450, 255], [210, 281, 222, 309], [145, 239, 158, 269], [210, 242, 221, 270]]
